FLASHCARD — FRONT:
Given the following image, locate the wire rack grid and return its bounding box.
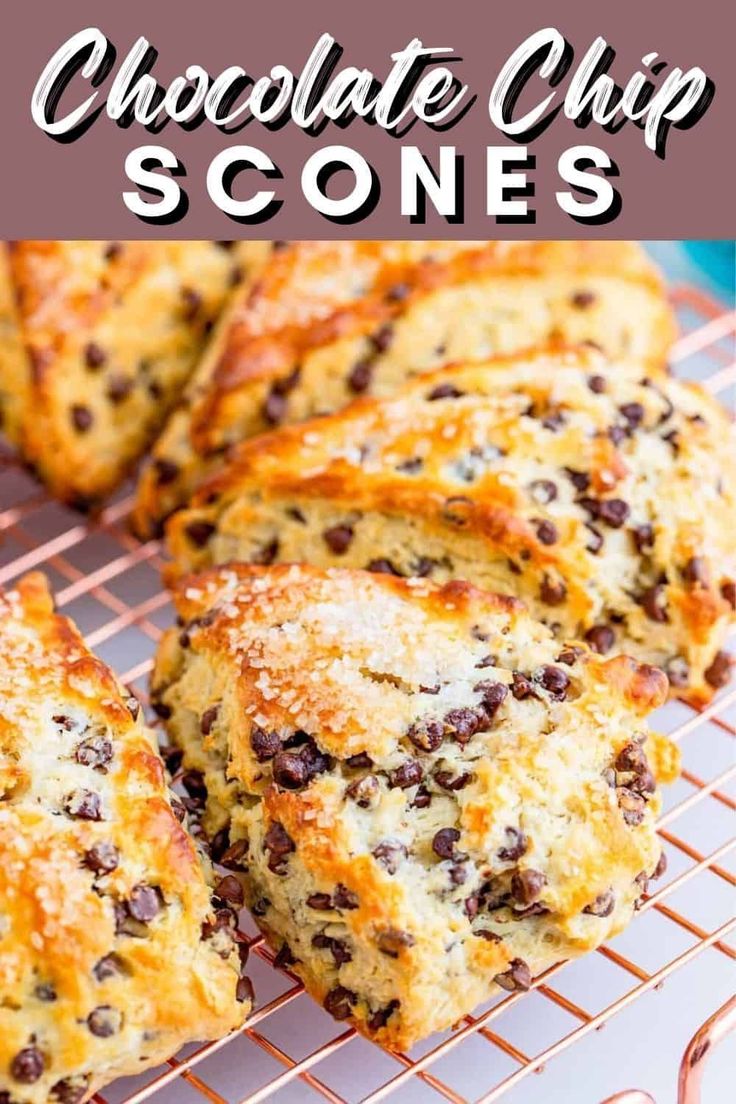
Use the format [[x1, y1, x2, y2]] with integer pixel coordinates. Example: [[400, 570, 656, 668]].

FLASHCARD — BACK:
[[0, 285, 734, 1104]]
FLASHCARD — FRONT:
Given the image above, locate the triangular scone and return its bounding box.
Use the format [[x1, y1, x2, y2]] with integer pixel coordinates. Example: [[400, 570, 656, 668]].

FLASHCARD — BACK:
[[0, 240, 264, 509], [0, 574, 250, 1104], [132, 239, 675, 536], [166, 345, 735, 704], [152, 563, 677, 1050]]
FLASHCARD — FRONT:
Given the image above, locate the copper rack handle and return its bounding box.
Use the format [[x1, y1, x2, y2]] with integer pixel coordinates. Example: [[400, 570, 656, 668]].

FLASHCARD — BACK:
[[678, 995, 736, 1104]]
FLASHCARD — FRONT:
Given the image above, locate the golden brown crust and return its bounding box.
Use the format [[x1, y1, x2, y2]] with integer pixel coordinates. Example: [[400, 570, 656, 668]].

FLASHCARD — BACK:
[[0, 240, 263, 508], [132, 240, 676, 535], [0, 573, 248, 1104], [152, 563, 675, 1050], [166, 345, 735, 704]]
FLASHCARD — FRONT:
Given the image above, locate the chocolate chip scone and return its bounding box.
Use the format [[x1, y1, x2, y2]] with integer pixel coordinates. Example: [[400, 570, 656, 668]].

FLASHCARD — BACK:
[[132, 239, 675, 536], [167, 345, 735, 704], [151, 564, 678, 1050], [0, 573, 250, 1104], [0, 240, 263, 509]]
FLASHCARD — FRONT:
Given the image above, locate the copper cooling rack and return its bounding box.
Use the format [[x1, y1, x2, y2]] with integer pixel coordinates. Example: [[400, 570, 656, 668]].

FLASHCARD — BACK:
[[0, 285, 734, 1104]]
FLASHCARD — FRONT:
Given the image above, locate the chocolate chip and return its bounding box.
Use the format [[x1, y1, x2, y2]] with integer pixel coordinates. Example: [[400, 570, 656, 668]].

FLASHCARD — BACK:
[[476, 929, 502, 943], [511, 672, 535, 700], [347, 358, 374, 393], [70, 404, 93, 433], [540, 574, 567, 605], [721, 581, 736, 610], [432, 827, 461, 859], [535, 665, 570, 699], [584, 624, 615, 654], [597, 499, 630, 528], [475, 680, 508, 718], [494, 958, 532, 992], [127, 884, 161, 922], [615, 743, 647, 773], [75, 735, 113, 770], [94, 954, 123, 981], [588, 374, 607, 393], [106, 374, 133, 404], [185, 521, 216, 548], [237, 976, 255, 1003], [220, 839, 249, 870], [84, 841, 119, 874], [583, 890, 615, 917], [653, 851, 668, 880], [585, 523, 604, 554], [434, 769, 472, 791], [323, 986, 356, 1020], [181, 770, 207, 804], [11, 1046, 45, 1083], [705, 650, 731, 689], [572, 290, 597, 309], [511, 869, 546, 906], [389, 759, 424, 789], [386, 282, 410, 302], [307, 892, 333, 910], [251, 538, 279, 565], [181, 287, 203, 321], [367, 557, 401, 576], [200, 706, 219, 735], [372, 839, 407, 874], [371, 324, 393, 353], [34, 983, 57, 1002], [632, 523, 655, 554], [497, 827, 528, 862], [125, 696, 140, 720], [263, 822, 294, 873], [323, 524, 354, 554], [104, 242, 122, 260], [475, 654, 497, 669], [528, 479, 558, 505], [396, 456, 423, 474], [377, 928, 415, 957], [346, 773, 380, 807], [640, 585, 668, 623], [665, 656, 690, 688], [533, 518, 558, 545], [333, 884, 359, 910], [272, 738, 330, 790], [566, 468, 590, 492], [273, 943, 296, 969], [620, 402, 645, 428], [64, 789, 102, 820], [682, 557, 709, 587], [557, 647, 583, 666], [618, 789, 646, 826], [608, 424, 626, 445], [368, 999, 400, 1031], [84, 343, 107, 370], [407, 718, 444, 752], [160, 744, 182, 773], [154, 458, 180, 485], [214, 875, 244, 906], [52, 1079, 89, 1104], [345, 752, 373, 769], [428, 383, 464, 401], [411, 785, 432, 809], [263, 390, 288, 424], [251, 726, 281, 762], [87, 1005, 120, 1037]]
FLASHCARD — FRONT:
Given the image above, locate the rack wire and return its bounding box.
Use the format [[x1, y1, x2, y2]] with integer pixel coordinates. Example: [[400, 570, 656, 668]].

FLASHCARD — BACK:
[[0, 285, 734, 1104]]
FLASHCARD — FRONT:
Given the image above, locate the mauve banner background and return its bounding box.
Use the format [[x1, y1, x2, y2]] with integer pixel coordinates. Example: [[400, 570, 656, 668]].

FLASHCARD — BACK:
[[0, 0, 733, 238]]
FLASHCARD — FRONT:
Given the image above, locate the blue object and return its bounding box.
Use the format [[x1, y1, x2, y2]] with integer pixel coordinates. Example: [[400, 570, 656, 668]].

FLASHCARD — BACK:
[[682, 241, 735, 301]]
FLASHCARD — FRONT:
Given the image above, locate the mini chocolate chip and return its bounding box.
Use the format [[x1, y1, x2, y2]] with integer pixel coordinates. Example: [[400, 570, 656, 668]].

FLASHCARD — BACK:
[[200, 706, 219, 735], [75, 735, 113, 770], [665, 657, 690, 688], [251, 538, 279, 565], [566, 468, 590, 492], [542, 410, 565, 432], [263, 390, 288, 425], [84, 343, 107, 370], [346, 773, 380, 807], [682, 557, 709, 587], [640, 585, 668, 623], [70, 404, 93, 433], [11, 1046, 45, 1083], [377, 928, 415, 958], [652, 851, 668, 880], [572, 290, 597, 309], [494, 958, 532, 992], [128, 884, 161, 922], [511, 869, 546, 906], [498, 827, 528, 862], [476, 929, 502, 943], [528, 479, 558, 505], [397, 456, 423, 474], [333, 884, 359, 910], [511, 671, 535, 700], [345, 752, 373, 769], [34, 983, 56, 1002], [588, 374, 607, 393], [386, 282, 410, 302], [535, 665, 570, 699], [557, 646, 583, 666], [630, 769, 656, 795], [51, 1080, 90, 1104], [324, 986, 356, 1019], [160, 744, 182, 773], [323, 524, 354, 554], [53, 714, 75, 731], [583, 890, 615, 917], [185, 520, 216, 548], [411, 785, 432, 809], [585, 523, 604, 554], [618, 789, 646, 826], [721, 581, 736, 610], [407, 717, 444, 752], [540, 574, 567, 605], [428, 383, 464, 400], [464, 893, 480, 919], [214, 875, 244, 906], [251, 726, 281, 762], [263, 822, 294, 873], [432, 827, 461, 859], [597, 499, 630, 528], [389, 759, 424, 789], [307, 892, 333, 910], [615, 743, 647, 773], [64, 789, 102, 820], [106, 375, 133, 404], [434, 769, 472, 791], [154, 458, 180, 486], [84, 841, 119, 874], [608, 424, 626, 446], [475, 654, 496, 669], [181, 287, 203, 320], [372, 839, 407, 874], [273, 943, 297, 969], [181, 770, 207, 804], [347, 359, 374, 393], [475, 680, 508, 718], [237, 976, 255, 1003], [632, 523, 655, 554], [105, 241, 123, 260], [368, 999, 400, 1031], [584, 625, 615, 654], [705, 650, 731, 689], [94, 953, 123, 981], [371, 324, 393, 353], [619, 402, 645, 427], [367, 557, 401, 576], [87, 1005, 120, 1037], [220, 839, 249, 870]]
